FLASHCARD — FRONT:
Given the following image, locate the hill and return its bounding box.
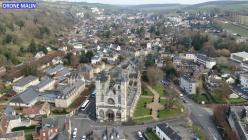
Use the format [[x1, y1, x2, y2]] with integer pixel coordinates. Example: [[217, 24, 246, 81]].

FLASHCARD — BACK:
[[123, 4, 187, 11], [0, 1, 76, 66], [185, 1, 248, 13]]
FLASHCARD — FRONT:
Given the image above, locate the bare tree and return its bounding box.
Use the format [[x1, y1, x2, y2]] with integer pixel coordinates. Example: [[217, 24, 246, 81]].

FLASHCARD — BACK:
[[147, 66, 163, 86]]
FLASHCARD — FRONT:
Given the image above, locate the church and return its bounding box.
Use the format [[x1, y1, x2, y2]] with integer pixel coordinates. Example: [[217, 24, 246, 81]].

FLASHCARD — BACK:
[[95, 60, 141, 122]]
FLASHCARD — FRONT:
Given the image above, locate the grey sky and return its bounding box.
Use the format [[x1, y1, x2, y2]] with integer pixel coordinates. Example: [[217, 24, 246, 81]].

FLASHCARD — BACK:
[[76, 0, 218, 5]]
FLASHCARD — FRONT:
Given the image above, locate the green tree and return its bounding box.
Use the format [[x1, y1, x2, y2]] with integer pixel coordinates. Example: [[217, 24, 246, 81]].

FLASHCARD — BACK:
[[28, 39, 37, 54], [15, 20, 25, 30], [23, 64, 38, 76]]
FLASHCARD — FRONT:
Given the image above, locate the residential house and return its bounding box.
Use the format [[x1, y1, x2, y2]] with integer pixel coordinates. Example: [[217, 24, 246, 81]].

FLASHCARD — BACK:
[[52, 57, 63, 65], [35, 51, 45, 59], [46, 64, 65, 76], [180, 75, 197, 94], [91, 55, 102, 64], [0, 130, 25, 140], [23, 102, 50, 118], [78, 64, 94, 79], [240, 74, 248, 88], [13, 76, 39, 93], [156, 123, 182, 140], [0, 106, 31, 134]]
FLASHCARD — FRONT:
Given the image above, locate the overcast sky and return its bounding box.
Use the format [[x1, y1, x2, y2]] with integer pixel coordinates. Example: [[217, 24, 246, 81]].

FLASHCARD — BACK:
[[75, 0, 219, 5]]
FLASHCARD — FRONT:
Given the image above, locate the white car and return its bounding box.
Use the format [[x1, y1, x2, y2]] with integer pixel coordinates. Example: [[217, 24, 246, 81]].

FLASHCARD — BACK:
[[81, 135, 86, 140], [72, 128, 78, 138], [137, 131, 143, 138]]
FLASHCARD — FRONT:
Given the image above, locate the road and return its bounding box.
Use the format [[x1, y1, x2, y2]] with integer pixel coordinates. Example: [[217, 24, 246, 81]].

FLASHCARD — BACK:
[[171, 84, 222, 140], [70, 116, 189, 140]]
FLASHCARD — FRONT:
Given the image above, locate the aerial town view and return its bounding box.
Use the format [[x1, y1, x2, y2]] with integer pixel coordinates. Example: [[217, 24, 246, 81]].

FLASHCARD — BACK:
[[0, 0, 248, 140]]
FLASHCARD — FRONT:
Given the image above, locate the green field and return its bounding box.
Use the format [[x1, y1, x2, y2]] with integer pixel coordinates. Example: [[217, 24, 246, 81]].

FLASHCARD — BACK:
[[152, 83, 164, 97], [133, 97, 152, 117], [216, 21, 248, 37], [145, 128, 160, 140], [158, 99, 185, 120]]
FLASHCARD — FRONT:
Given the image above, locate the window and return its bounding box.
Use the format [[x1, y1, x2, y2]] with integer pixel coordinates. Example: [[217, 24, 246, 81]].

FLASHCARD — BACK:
[[118, 95, 121, 104], [108, 98, 115, 105]]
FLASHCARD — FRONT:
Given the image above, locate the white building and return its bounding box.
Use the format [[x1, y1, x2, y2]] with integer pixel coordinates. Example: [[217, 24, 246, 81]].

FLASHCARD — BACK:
[[13, 76, 39, 93], [241, 61, 248, 71], [180, 75, 197, 94], [35, 51, 45, 59], [240, 74, 248, 88], [156, 123, 182, 140], [184, 53, 195, 60], [91, 55, 102, 64], [230, 52, 248, 63], [195, 54, 216, 69]]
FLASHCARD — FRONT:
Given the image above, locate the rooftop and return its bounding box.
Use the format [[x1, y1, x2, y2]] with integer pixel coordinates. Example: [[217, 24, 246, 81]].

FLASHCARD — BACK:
[[15, 75, 38, 87], [157, 123, 182, 140], [232, 51, 248, 58]]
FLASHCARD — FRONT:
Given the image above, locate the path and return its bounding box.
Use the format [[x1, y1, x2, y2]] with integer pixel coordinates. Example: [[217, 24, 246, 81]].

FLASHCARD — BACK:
[[143, 82, 164, 121]]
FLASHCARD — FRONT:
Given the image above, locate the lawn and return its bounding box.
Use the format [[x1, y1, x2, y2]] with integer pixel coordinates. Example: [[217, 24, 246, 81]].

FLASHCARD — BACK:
[[190, 94, 211, 104], [158, 99, 186, 120], [142, 84, 153, 96], [228, 98, 247, 104], [134, 116, 154, 124], [145, 128, 160, 140], [216, 21, 248, 37], [133, 97, 152, 117], [192, 125, 206, 140], [210, 92, 228, 104], [152, 83, 164, 97], [12, 125, 36, 140]]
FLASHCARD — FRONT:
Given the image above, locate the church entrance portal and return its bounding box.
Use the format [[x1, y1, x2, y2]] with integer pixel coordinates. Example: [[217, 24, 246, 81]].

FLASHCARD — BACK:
[[106, 110, 114, 121]]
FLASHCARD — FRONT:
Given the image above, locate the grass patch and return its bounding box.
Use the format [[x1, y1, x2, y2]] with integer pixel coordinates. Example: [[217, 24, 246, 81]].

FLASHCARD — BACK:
[[192, 125, 206, 140], [158, 99, 185, 120], [134, 97, 152, 117], [152, 82, 164, 97], [25, 134, 33, 140], [12, 125, 36, 133], [142, 84, 153, 96], [12, 125, 36, 140], [134, 116, 153, 124], [145, 128, 160, 140], [210, 92, 228, 104], [216, 21, 248, 37], [51, 108, 69, 115], [190, 94, 211, 104], [228, 97, 247, 104]]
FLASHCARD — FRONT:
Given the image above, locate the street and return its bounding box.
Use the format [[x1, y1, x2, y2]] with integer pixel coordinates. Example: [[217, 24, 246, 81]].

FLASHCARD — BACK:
[[171, 84, 222, 140]]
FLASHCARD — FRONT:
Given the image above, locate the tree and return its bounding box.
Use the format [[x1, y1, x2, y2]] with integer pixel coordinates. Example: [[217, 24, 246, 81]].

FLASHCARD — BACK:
[[15, 20, 25, 30], [2, 34, 14, 44], [163, 62, 177, 79], [28, 39, 37, 54], [202, 41, 216, 57], [23, 64, 38, 76], [147, 67, 163, 86]]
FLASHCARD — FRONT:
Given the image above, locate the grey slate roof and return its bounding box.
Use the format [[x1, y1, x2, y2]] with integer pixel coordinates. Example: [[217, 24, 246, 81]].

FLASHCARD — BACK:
[[15, 75, 38, 87], [10, 88, 39, 105], [36, 78, 54, 89], [157, 123, 182, 140], [79, 64, 93, 72]]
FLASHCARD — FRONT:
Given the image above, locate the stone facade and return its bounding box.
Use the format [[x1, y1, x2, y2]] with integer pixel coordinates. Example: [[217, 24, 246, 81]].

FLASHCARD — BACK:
[[95, 60, 141, 122]]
